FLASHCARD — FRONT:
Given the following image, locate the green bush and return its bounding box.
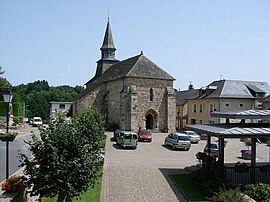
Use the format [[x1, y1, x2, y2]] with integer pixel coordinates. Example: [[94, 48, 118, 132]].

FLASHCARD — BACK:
[[243, 183, 270, 202], [209, 186, 246, 202], [13, 116, 20, 124]]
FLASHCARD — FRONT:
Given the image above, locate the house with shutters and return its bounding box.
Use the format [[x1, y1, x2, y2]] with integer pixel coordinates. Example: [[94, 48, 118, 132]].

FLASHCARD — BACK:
[[176, 80, 270, 130]]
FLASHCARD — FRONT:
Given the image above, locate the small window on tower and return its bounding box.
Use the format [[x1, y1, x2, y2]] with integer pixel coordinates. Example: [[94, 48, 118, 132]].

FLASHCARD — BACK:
[[103, 52, 107, 58], [150, 88, 153, 101]]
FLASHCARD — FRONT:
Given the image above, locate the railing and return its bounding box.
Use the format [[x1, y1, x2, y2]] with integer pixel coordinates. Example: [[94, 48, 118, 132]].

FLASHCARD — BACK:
[[223, 166, 270, 186]]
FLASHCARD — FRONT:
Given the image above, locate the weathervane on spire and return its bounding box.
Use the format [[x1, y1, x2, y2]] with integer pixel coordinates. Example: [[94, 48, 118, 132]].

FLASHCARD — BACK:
[[107, 10, 110, 21]]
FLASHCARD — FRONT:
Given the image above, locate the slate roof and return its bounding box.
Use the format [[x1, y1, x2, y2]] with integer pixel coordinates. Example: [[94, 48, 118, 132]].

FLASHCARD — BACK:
[[100, 20, 116, 50], [205, 80, 270, 99], [176, 89, 199, 105], [263, 95, 270, 102], [77, 54, 174, 98]]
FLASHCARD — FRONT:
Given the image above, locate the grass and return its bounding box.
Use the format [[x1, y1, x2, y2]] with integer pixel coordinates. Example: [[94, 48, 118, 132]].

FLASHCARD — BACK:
[[41, 171, 102, 202], [171, 174, 209, 202]]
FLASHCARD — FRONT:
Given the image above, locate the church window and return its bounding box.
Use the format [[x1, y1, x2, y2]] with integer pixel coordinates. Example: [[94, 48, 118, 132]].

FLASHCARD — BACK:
[[210, 104, 213, 112], [103, 51, 107, 58], [150, 88, 153, 101], [108, 51, 112, 57], [225, 102, 230, 108]]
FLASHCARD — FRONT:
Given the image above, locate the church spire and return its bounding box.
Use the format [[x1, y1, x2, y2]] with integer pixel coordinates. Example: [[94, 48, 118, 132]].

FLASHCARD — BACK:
[[100, 19, 116, 58], [95, 19, 119, 77]]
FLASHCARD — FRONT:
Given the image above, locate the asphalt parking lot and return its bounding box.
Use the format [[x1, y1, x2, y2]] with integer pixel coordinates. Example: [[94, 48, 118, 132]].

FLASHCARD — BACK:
[[100, 132, 270, 202]]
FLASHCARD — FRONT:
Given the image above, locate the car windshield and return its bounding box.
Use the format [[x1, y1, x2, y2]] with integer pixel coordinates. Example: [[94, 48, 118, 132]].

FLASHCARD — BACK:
[[187, 131, 197, 136], [140, 130, 151, 134], [124, 133, 137, 139], [178, 136, 190, 141], [34, 118, 41, 122]]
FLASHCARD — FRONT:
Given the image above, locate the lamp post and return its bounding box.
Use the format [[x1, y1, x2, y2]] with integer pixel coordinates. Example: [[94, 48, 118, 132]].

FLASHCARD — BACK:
[[3, 90, 13, 180]]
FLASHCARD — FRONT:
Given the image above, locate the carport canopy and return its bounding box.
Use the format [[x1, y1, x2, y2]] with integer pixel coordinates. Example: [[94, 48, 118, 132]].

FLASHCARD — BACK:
[[185, 110, 270, 168]]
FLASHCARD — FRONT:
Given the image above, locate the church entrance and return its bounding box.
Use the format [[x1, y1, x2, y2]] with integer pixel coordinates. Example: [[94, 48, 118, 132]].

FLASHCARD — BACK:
[[146, 114, 153, 129], [145, 109, 158, 130]]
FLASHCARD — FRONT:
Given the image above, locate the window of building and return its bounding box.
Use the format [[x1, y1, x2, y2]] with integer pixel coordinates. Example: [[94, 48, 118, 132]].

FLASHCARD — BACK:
[[199, 120, 202, 124], [225, 102, 230, 108], [199, 104, 203, 113], [210, 104, 213, 112], [103, 51, 107, 58], [150, 88, 153, 101], [59, 104, 65, 109], [193, 104, 197, 113], [239, 103, 244, 108]]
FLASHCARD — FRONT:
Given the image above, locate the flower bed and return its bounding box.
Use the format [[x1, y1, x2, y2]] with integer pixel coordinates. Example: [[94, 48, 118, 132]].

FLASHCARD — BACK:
[[0, 131, 18, 142], [1, 175, 24, 192]]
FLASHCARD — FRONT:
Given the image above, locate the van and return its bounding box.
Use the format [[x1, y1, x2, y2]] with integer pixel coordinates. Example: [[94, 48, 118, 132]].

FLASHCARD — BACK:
[[117, 131, 138, 149]]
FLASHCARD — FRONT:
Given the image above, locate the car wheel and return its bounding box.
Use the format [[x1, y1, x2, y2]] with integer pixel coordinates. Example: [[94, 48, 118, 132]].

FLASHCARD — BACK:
[[173, 144, 176, 150], [186, 148, 190, 151]]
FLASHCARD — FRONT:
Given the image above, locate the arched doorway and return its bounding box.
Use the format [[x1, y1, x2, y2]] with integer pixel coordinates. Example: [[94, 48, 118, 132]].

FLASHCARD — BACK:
[[146, 114, 153, 129], [145, 109, 158, 130]]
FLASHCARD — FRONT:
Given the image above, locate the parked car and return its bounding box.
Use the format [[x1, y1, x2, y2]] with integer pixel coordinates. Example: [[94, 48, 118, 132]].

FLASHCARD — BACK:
[[164, 132, 191, 150], [181, 130, 200, 143], [204, 142, 219, 157], [32, 117, 43, 127], [112, 128, 124, 141], [138, 129, 152, 142], [117, 131, 138, 149]]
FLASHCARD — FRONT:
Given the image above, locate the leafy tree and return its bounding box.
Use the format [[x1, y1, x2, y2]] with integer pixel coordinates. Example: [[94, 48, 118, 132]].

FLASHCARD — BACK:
[[0, 66, 11, 97], [19, 108, 105, 202]]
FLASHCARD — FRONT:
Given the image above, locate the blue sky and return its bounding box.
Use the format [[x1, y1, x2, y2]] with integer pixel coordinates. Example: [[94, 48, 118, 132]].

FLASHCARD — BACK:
[[1, 1, 269, 90]]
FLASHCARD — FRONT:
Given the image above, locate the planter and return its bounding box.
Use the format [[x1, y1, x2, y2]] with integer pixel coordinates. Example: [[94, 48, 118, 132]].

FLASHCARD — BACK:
[[0, 135, 16, 142], [241, 153, 251, 160]]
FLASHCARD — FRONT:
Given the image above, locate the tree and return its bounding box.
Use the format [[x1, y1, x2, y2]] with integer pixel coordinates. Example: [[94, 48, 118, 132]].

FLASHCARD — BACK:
[[19, 108, 105, 202], [0, 66, 11, 96]]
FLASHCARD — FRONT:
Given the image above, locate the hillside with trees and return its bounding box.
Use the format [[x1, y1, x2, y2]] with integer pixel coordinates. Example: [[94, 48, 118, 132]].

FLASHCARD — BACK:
[[0, 68, 83, 123]]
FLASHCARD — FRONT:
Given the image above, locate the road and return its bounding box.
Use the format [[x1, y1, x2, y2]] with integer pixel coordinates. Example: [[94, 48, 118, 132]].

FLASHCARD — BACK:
[[101, 132, 270, 202], [0, 124, 39, 182]]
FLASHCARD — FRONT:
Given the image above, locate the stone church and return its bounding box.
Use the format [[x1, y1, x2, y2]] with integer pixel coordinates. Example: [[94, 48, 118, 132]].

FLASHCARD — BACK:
[[74, 20, 176, 132]]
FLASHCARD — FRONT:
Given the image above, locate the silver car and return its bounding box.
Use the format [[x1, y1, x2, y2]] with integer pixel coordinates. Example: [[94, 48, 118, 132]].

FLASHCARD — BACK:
[[164, 133, 191, 150], [181, 130, 201, 143]]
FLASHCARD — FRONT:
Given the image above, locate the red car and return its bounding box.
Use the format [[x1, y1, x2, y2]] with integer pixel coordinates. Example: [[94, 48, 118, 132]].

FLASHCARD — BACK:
[[138, 130, 152, 142]]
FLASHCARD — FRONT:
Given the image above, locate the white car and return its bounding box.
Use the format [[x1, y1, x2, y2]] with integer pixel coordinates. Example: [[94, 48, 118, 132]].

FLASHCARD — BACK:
[[32, 117, 43, 127], [181, 131, 201, 143], [164, 133, 191, 151]]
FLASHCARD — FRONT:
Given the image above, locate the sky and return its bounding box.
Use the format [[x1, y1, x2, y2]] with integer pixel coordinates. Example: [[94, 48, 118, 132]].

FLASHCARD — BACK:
[[1, 1, 270, 90]]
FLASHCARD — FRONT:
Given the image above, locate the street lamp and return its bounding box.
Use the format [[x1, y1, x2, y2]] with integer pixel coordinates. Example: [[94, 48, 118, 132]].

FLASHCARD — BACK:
[[3, 90, 13, 179]]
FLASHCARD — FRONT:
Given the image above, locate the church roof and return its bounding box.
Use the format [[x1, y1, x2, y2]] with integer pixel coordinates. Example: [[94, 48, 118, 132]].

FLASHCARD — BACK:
[[78, 54, 174, 98], [100, 20, 116, 50]]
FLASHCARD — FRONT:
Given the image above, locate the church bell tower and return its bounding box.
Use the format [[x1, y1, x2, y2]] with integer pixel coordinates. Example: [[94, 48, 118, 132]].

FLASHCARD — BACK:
[[95, 18, 119, 76]]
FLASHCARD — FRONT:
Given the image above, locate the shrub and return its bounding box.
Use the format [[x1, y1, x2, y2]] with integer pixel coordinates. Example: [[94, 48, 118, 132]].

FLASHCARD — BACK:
[[243, 183, 270, 202], [209, 186, 246, 202], [13, 116, 20, 124]]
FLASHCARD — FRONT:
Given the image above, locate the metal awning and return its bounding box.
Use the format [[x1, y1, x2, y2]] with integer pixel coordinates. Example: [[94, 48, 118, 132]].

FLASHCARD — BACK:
[[185, 123, 270, 138], [211, 110, 270, 119]]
